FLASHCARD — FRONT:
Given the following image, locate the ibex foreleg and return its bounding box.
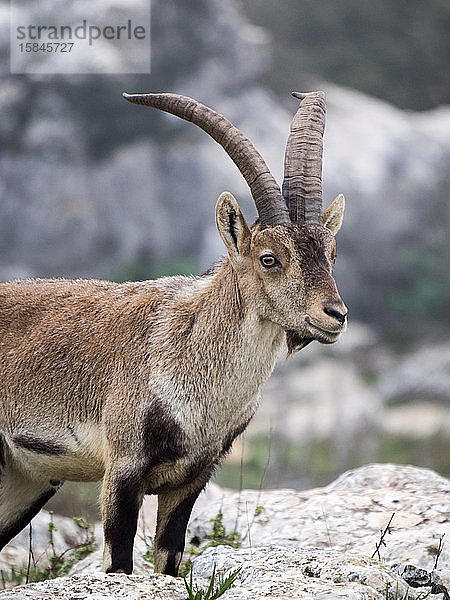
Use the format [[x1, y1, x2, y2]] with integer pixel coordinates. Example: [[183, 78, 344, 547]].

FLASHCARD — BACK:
[[101, 464, 145, 574]]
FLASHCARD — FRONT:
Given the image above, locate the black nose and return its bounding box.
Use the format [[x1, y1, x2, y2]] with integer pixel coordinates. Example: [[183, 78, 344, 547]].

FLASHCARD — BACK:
[[324, 305, 347, 325]]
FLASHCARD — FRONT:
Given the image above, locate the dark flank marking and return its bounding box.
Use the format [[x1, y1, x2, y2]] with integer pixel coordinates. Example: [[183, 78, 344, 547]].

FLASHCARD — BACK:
[[157, 488, 204, 576], [0, 488, 57, 551], [142, 399, 186, 470], [12, 433, 67, 455], [0, 434, 5, 469], [104, 475, 140, 574]]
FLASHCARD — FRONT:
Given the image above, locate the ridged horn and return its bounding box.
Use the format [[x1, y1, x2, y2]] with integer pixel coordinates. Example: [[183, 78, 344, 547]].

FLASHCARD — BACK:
[[123, 92, 290, 226], [282, 91, 326, 224]]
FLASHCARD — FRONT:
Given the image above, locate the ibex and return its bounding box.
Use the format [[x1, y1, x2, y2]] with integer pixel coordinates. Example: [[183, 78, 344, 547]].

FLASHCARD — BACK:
[[0, 91, 347, 576]]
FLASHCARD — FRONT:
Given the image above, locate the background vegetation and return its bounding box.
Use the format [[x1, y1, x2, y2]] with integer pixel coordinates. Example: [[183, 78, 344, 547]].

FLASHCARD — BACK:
[[239, 0, 450, 110]]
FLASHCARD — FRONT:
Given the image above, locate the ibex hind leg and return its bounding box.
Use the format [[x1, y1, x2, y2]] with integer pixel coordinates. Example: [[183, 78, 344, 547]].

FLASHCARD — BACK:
[[0, 461, 61, 551], [154, 482, 207, 576]]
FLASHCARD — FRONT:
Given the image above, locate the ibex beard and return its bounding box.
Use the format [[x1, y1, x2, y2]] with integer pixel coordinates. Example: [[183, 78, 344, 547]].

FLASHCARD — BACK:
[[0, 92, 347, 577]]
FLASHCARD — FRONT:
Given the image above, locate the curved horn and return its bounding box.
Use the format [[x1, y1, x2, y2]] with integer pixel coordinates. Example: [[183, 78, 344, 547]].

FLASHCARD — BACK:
[[123, 92, 290, 226], [282, 91, 326, 224]]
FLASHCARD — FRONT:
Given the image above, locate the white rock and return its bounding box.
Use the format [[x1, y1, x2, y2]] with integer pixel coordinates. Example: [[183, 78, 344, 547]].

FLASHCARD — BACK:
[[192, 545, 431, 600], [189, 464, 450, 574], [1, 465, 448, 599], [0, 572, 186, 600]]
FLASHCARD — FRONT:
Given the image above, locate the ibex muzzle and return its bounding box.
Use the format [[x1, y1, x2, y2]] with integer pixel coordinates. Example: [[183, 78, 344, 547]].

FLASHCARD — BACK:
[[0, 91, 347, 576]]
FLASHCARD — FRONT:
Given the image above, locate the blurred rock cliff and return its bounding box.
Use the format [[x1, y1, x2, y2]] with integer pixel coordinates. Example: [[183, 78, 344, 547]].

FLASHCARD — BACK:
[[0, 0, 449, 488]]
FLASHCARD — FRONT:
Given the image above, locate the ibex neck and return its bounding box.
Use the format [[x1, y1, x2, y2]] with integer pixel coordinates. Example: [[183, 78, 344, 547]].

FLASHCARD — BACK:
[[133, 259, 285, 449], [196, 257, 283, 354], [155, 258, 284, 397]]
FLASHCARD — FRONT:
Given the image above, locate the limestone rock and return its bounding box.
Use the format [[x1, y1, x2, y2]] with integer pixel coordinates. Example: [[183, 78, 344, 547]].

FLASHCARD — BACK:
[[0, 572, 186, 600], [189, 464, 450, 574], [192, 545, 434, 600], [1, 464, 449, 599], [0, 548, 442, 600]]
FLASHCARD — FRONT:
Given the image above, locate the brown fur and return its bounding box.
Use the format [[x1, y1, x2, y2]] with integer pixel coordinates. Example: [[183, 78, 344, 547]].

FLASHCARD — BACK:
[[0, 191, 346, 575]]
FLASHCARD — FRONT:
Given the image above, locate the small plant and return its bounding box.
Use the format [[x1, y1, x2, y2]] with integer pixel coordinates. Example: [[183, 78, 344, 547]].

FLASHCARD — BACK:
[[177, 512, 241, 581], [184, 563, 241, 600], [205, 512, 241, 549], [372, 512, 395, 561], [142, 548, 154, 563], [0, 514, 97, 589], [70, 517, 97, 563], [179, 558, 194, 579], [254, 505, 265, 517], [140, 511, 241, 579], [44, 515, 97, 579], [432, 534, 445, 570], [140, 513, 154, 565]]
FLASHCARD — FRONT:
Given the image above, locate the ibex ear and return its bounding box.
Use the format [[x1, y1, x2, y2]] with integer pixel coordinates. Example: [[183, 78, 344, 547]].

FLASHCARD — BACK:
[[215, 192, 251, 259], [322, 193, 345, 235]]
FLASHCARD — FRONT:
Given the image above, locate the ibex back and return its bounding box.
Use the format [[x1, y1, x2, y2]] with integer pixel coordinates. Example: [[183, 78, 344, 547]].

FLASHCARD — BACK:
[[0, 91, 347, 576]]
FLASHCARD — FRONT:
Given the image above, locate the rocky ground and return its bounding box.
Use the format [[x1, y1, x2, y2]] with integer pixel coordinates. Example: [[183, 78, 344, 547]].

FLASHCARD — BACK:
[[1, 463, 448, 599]]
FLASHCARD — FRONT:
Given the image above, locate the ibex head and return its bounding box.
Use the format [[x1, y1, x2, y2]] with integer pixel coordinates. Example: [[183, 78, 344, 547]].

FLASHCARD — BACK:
[[123, 91, 347, 353]]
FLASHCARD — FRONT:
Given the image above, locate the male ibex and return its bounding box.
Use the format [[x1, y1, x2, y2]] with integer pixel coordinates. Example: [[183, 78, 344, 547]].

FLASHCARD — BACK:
[[0, 91, 347, 576]]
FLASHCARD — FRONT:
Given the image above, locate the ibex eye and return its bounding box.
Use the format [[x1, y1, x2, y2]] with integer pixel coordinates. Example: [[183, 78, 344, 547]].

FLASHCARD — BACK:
[[260, 254, 278, 268]]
